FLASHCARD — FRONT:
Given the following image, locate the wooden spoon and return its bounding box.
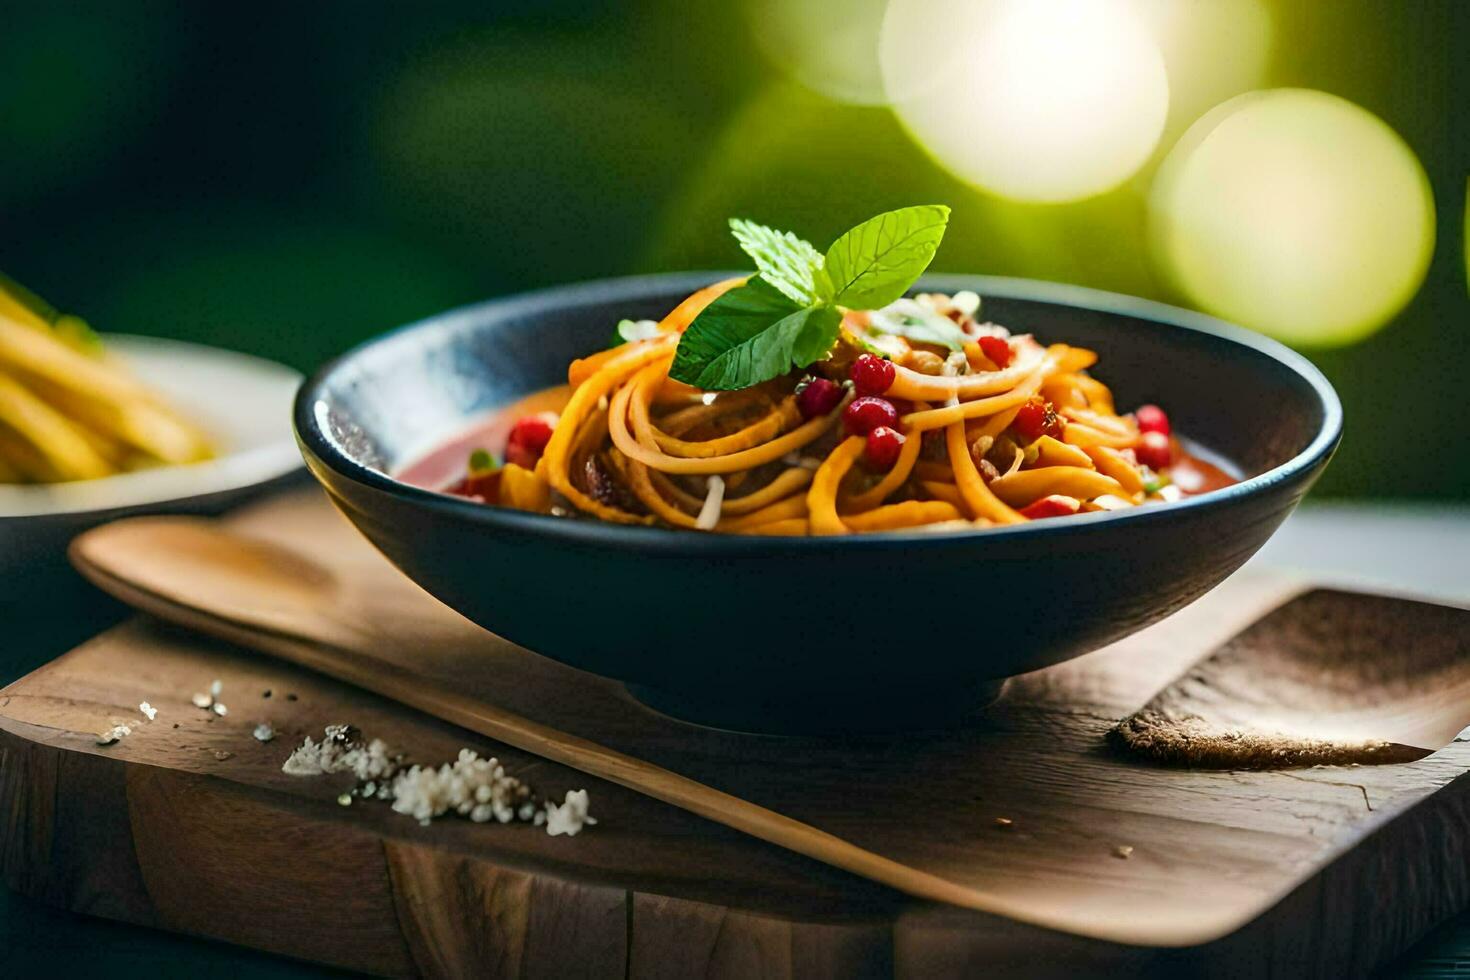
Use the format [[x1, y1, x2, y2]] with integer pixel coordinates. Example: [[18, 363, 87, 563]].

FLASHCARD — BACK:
[[70, 516, 1000, 913]]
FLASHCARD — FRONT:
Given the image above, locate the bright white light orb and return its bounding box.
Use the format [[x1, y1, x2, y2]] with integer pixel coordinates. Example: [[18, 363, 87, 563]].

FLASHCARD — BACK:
[[881, 0, 1169, 203], [1133, 0, 1273, 137], [743, 0, 890, 106], [1151, 89, 1436, 347]]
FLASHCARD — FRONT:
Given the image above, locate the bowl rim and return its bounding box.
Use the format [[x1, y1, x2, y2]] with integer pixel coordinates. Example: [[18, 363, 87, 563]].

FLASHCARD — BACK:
[[1, 335, 302, 519], [295, 272, 1343, 553]]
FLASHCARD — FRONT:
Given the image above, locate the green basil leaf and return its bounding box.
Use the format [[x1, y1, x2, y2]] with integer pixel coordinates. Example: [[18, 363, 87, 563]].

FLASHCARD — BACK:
[[825, 204, 950, 310], [867, 299, 969, 351], [728, 218, 831, 305], [670, 276, 828, 390], [790, 304, 843, 367]]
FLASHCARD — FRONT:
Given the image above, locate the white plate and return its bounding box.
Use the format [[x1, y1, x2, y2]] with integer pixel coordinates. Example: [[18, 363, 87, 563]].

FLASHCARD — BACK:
[[0, 335, 301, 518]]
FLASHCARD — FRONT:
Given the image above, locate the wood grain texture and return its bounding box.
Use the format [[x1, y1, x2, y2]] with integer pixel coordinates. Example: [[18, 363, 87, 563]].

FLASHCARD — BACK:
[[4, 488, 1470, 976], [6, 617, 1470, 977], [1114, 589, 1470, 766]]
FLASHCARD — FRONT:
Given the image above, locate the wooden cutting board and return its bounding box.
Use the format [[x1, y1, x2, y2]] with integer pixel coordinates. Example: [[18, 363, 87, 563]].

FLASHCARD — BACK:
[[4, 490, 1470, 978]]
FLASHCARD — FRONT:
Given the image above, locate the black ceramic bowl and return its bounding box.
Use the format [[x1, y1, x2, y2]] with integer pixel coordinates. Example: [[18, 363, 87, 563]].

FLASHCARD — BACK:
[[296, 273, 1340, 733]]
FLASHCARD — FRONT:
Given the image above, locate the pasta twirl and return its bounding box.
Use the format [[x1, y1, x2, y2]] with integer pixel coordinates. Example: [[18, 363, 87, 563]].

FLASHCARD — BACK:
[[402, 286, 1239, 536]]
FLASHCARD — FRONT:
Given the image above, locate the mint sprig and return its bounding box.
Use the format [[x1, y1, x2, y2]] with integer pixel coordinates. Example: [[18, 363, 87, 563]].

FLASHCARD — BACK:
[[670, 205, 951, 391]]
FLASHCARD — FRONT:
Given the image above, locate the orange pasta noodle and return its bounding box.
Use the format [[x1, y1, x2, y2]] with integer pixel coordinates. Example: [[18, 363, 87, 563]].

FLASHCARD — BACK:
[[806, 436, 865, 535], [612, 360, 850, 475], [718, 492, 809, 530], [886, 343, 1047, 401], [743, 518, 809, 536], [988, 466, 1125, 508], [651, 398, 800, 458], [842, 500, 966, 532], [899, 366, 1047, 433], [539, 337, 676, 523], [945, 420, 1024, 524], [1061, 421, 1138, 450], [841, 427, 922, 512]]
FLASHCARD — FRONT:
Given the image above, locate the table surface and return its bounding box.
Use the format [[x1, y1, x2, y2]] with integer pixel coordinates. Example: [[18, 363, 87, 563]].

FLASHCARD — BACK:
[[3, 500, 1468, 977]]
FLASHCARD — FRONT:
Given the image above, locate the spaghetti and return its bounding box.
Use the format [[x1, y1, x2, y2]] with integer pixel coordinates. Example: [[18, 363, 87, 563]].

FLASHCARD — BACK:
[[421, 285, 1237, 535]]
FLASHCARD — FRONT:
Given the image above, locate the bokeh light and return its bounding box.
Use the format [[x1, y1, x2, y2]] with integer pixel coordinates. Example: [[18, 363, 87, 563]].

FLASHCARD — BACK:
[[742, 0, 889, 106], [1132, 0, 1273, 138], [880, 0, 1169, 203], [1150, 89, 1435, 347]]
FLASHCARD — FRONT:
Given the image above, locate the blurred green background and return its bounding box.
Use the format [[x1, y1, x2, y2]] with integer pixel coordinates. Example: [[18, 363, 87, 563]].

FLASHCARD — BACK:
[[0, 0, 1464, 499]]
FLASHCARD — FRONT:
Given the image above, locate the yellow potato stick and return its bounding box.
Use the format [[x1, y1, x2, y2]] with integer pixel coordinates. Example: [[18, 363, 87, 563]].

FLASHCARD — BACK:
[[0, 421, 59, 481], [0, 373, 115, 480], [0, 318, 153, 406], [988, 466, 1125, 508], [17, 367, 213, 464]]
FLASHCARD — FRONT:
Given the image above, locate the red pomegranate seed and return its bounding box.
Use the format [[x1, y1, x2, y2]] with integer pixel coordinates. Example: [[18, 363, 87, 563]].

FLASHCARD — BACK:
[[1012, 398, 1062, 443], [505, 413, 557, 468], [796, 377, 844, 419], [976, 335, 1012, 368], [508, 413, 555, 452], [849, 353, 896, 396], [1135, 431, 1173, 470], [1019, 494, 1081, 519], [843, 396, 900, 436], [505, 442, 540, 469], [864, 426, 905, 469], [1135, 404, 1171, 436]]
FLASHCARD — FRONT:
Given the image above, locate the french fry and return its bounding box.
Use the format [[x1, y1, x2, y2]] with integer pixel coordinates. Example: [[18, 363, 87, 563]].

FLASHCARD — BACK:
[[19, 371, 211, 464], [0, 272, 213, 483], [0, 374, 113, 480]]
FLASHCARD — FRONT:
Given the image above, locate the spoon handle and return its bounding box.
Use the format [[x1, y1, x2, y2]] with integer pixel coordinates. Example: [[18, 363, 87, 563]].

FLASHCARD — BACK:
[[69, 516, 997, 914]]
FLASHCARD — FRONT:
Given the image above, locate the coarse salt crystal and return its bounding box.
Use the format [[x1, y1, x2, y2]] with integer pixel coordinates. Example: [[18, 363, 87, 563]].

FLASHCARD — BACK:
[[191, 692, 213, 708], [544, 789, 597, 837], [138, 702, 157, 722], [96, 723, 132, 745], [253, 723, 275, 742]]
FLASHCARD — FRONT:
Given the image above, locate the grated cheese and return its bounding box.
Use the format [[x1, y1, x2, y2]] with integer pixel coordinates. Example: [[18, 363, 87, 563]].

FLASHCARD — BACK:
[[280, 725, 595, 836], [695, 475, 726, 530]]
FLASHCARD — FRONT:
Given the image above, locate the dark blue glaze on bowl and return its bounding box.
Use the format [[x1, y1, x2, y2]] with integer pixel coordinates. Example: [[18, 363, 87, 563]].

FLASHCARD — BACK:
[[295, 273, 1341, 733]]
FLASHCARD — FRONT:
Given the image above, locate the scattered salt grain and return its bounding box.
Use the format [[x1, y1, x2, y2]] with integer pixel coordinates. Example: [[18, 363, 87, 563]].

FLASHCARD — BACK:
[[191, 692, 213, 709], [338, 793, 353, 807], [210, 679, 222, 697], [138, 702, 158, 722], [994, 817, 1014, 830], [212, 702, 228, 717], [253, 723, 275, 743], [214, 750, 233, 761], [1112, 845, 1134, 860], [96, 723, 132, 745]]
